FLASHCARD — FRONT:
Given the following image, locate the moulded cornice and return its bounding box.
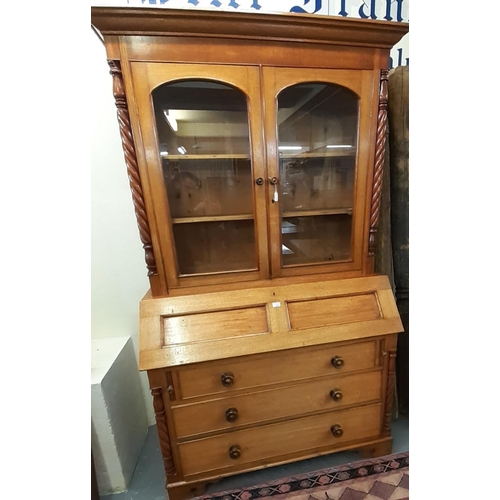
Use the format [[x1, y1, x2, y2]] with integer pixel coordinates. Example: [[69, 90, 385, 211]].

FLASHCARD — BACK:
[[91, 7, 409, 49]]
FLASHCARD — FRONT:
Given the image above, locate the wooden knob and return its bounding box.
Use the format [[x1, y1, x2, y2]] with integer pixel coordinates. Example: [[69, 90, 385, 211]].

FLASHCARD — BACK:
[[225, 407, 239, 423], [221, 372, 234, 387], [330, 389, 343, 402], [331, 356, 344, 369], [229, 445, 241, 459], [330, 425, 344, 438]]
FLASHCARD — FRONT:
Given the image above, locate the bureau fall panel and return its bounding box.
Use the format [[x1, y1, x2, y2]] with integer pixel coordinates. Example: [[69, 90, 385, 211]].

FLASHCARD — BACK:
[[139, 275, 402, 370]]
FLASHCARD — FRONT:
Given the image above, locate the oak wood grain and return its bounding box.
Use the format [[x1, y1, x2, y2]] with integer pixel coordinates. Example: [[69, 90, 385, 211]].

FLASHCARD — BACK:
[[176, 340, 378, 400], [91, 7, 408, 49], [91, 9, 407, 491], [163, 306, 269, 347], [172, 370, 382, 439], [178, 404, 382, 477], [139, 276, 402, 370], [287, 293, 381, 330]]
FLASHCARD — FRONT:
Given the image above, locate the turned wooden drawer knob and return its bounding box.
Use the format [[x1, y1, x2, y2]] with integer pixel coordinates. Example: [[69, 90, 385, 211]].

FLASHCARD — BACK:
[[330, 425, 344, 438], [330, 389, 343, 402], [221, 372, 235, 387], [331, 356, 344, 369], [226, 407, 239, 423], [229, 445, 241, 459]]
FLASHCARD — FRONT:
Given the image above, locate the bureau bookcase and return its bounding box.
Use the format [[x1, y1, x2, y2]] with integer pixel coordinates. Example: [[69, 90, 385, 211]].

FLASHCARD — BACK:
[[91, 7, 408, 500]]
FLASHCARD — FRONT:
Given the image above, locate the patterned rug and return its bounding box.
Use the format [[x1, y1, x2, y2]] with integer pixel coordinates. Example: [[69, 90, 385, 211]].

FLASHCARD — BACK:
[[195, 452, 408, 500]]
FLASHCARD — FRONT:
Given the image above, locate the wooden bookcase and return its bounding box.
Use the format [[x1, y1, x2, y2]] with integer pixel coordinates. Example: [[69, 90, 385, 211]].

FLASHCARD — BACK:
[[91, 7, 408, 500]]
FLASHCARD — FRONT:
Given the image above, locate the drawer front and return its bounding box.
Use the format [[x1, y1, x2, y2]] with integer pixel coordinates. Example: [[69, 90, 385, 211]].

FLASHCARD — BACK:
[[179, 404, 382, 477], [173, 370, 382, 439], [177, 340, 378, 399]]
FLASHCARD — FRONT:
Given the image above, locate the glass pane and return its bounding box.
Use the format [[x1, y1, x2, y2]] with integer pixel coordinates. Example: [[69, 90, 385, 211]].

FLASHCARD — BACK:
[[281, 215, 352, 266], [152, 80, 257, 275], [277, 83, 358, 265], [173, 220, 256, 276]]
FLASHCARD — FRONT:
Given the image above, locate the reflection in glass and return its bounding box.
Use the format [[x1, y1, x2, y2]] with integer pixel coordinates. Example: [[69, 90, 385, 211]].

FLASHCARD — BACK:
[[281, 215, 352, 266], [277, 83, 358, 265], [173, 220, 256, 276], [152, 80, 256, 275]]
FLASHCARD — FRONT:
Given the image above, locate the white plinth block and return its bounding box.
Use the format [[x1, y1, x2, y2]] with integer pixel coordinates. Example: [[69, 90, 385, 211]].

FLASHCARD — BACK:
[[91, 336, 149, 495]]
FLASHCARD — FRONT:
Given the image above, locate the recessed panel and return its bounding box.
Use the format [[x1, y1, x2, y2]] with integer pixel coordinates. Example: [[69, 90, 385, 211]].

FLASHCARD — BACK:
[[287, 293, 381, 330], [162, 306, 268, 347]]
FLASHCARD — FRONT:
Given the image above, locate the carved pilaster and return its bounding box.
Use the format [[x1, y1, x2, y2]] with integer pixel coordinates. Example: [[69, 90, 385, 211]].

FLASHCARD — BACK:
[[384, 347, 397, 433], [151, 387, 176, 476], [369, 69, 389, 256], [108, 60, 158, 277]]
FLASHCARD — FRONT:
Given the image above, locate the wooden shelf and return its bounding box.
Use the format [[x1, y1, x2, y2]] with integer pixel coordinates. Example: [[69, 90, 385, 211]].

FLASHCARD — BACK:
[[282, 208, 353, 218], [163, 154, 250, 160], [280, 151, 356, 159], [172, 214, 254, 224]]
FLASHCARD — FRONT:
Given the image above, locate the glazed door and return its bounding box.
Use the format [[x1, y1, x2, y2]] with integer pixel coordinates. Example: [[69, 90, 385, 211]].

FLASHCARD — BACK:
[[130, 63, 269, 288], [262, 68, 374, 278]]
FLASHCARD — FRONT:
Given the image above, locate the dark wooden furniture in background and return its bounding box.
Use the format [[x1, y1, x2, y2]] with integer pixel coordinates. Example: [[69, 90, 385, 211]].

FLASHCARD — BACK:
[[387, 66, 409, 414], [91, 450, 99, 500], [91, 8, 408, 500]]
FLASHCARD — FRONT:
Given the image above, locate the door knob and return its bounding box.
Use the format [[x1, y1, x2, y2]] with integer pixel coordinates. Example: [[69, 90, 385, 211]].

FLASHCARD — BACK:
[[221, 372, 235, 387], [331, 356, 344, 369], [330, 425, 344, 438], [330, 389, 343, 402], [225, 407, 239, 423]]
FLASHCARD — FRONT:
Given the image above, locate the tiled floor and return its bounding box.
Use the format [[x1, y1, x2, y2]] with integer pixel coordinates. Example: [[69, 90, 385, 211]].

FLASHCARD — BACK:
[[100, 414, 409, 500]]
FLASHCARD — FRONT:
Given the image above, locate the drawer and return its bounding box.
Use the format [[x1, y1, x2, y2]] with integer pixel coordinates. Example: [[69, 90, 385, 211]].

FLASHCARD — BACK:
[[177, 340, 378, 400], [178, 403, 382, 477], [173, 370, 382, 439]]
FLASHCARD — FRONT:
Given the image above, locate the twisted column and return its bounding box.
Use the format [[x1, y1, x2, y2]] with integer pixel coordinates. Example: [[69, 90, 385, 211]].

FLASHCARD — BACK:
[[151, 387, 176, 476], [369, 69, 389, 256], [108, 60, 158, 277]]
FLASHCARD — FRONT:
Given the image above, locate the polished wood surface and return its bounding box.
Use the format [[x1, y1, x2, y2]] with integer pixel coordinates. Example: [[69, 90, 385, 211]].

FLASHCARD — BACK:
[[107, 60, 163, 295], [172, 370, 382, 439], [91, 7, 408, 49], [166, 436, 393, 500], [179, 403, 382, 477], [262, 67, 370, 277], [129, 62, 269, 288], [92, 7, 408, 294], [120, 35, 376, 69], [163, 305, 269, 347], [369, 69, 390, 258], [139, 276, 402, 370], [176, 339, 378, 400], [287, 292, 381, 330]]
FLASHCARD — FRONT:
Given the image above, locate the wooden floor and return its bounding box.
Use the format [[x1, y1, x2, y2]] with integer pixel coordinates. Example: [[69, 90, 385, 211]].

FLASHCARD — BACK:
[[98, 414, 409, 500]]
